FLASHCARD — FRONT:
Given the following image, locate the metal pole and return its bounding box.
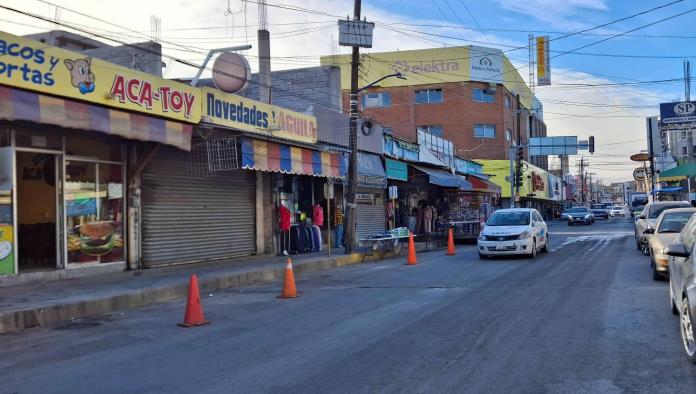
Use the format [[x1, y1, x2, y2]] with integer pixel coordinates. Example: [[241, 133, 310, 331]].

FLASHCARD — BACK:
[[327, 193, 331, 257], [647, 118, 656, 195], [344, 0, 361, 255], [509, 145, 515, 208]]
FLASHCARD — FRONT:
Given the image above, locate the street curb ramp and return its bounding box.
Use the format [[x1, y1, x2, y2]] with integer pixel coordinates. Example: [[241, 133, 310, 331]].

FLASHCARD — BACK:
[[0, 253, 363, 334]]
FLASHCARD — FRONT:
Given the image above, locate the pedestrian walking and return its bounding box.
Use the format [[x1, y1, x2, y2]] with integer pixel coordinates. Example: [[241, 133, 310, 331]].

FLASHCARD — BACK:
[[334, 203, 344, 248]]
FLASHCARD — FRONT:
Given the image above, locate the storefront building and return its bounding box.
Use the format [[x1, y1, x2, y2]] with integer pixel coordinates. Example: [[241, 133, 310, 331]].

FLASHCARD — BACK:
[[0, 31, 199, 276], [477, 159, 553, 213]]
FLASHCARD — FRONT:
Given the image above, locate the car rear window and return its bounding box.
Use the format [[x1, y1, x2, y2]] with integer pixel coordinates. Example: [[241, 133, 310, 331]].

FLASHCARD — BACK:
[[649, 204, 691, 219]]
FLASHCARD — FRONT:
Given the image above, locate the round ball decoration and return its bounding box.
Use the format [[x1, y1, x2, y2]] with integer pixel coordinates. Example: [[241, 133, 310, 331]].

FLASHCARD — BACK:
[[212, 52, 251, 93]]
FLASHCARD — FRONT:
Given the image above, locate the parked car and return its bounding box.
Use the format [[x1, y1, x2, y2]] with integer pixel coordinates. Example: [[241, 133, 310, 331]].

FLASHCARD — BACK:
[[567, 207, 594, 225], [610, 206, 625, 217], [664, 215, 696, 363], [635, 201, 691, 253], [644, 208, 696, 280], [560, 209, 572, 220], [591, 206, 609, 219], [477, 208, 549, 259]]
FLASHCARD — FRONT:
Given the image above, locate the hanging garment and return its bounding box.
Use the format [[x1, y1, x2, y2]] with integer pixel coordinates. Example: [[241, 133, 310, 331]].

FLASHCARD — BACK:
[[289, 225, 301, 254], [313, 205, 324, 227], [416, 207, 424, 234], [424, 206, 433, 234], [312, 225, 323, 251], [279, 230, 290, 255], [385, 201, 395, 230], [279, 205, 291, 231]]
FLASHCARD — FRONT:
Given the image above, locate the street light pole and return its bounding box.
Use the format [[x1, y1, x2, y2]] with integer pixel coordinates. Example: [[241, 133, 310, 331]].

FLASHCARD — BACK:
[[344, 0, 362, 255]]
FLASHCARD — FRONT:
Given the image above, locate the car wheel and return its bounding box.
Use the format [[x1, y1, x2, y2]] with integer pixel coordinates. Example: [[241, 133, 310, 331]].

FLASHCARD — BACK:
[[541, 235, 549, 253], [640, 237, 650, 256], [670, 277, 679, 316], [680, 297, 696, 363], [529, 240, 537, 258]]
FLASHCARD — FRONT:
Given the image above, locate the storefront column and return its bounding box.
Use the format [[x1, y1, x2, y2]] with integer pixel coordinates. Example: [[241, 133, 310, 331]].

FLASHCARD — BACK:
[[256, 171, 265, 254]]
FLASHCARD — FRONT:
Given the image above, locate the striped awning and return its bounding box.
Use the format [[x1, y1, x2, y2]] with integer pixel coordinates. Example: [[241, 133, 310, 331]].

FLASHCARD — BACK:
[[241, 137, 347, 178], [0, 85, 192, 150], [467, 174, 502, 194]]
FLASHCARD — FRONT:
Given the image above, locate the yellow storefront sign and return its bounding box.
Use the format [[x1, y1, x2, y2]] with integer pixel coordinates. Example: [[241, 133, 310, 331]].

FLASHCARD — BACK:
[[321, 46, 536, 109], [477, 159, 550, 200], [202, 87, 317, 144], [0, 31, 200, 123]]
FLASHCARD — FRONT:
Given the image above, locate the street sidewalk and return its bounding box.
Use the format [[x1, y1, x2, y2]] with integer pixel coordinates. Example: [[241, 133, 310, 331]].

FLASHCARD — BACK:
[[0, 249, 367, 334]]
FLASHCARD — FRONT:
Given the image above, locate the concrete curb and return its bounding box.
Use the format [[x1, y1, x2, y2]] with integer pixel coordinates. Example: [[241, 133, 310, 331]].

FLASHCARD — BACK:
[[0, 253, 363, 334]]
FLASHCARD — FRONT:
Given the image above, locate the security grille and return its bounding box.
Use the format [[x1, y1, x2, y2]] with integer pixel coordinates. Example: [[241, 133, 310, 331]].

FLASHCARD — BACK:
[[187, 137, 239, 177]]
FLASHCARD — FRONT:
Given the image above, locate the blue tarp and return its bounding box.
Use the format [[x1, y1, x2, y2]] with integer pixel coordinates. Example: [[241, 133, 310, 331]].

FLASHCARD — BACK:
[[412, 165, 472, 190], [651, 187, 683, 194]]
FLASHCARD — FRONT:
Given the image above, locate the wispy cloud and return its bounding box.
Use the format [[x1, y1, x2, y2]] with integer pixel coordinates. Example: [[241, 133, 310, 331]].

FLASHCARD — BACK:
[[494, 0, 609, 30]]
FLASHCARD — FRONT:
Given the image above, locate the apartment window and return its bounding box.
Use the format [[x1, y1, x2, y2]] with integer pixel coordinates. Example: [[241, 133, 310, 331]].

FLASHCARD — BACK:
[[505, 96, 511, 108], [683, 146, 689, 156], [361, 92, 391, 108], [474, 124, 496, 138], [418, 125, 443, 137], [506, 129, 512, 141], [415, 88, 443, 104], [472, 88, 495, 103]]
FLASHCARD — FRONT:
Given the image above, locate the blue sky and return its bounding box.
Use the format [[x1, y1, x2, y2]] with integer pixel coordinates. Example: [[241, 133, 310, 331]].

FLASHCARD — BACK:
[[2, 0, 694, 181]]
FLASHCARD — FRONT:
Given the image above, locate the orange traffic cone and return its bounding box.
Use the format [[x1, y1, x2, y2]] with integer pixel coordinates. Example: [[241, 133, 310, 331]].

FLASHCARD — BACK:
[[406, 232, 417, 265], [178, 274, 210, 327], [446, 228, 456, 256], [279, 258, 298, 298]]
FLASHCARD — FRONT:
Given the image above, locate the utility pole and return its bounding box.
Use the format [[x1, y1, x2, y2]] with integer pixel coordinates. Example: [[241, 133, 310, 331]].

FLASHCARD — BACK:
[[344, 0, 361, 254], [515, 93, 523, 203], [588, 172, 596, 203], [578, 156, 586, 204], [647, 117, 656, 195]]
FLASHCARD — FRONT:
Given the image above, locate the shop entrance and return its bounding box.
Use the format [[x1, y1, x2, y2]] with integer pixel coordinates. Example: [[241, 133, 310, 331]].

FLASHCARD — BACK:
[[15, 151, 61, 271]]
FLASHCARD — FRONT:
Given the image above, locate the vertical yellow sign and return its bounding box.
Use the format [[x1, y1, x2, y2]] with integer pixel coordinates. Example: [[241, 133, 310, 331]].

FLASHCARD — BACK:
[[536, 36, 551, 86]]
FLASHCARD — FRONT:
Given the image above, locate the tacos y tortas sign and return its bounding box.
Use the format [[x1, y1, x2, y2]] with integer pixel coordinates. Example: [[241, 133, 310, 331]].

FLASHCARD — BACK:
[[0, 31, 200, 123]]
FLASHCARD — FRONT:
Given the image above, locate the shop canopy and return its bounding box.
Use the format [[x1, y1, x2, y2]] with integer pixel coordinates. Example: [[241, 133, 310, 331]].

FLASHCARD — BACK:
[[651, 187, 683, 194], [412, 165, 472, 190], [0, 85, 192, 150], [385, 158, 408, 181], [357, 152, 387, 189], [467, 174, 502, 194], [241, 137, 347, 178], [658, 163, 696, 182]]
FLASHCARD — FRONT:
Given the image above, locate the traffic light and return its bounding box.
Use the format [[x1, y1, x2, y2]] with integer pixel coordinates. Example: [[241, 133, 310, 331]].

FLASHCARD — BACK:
[[515, 147, 524, 188], [589, 136, 595, 154]]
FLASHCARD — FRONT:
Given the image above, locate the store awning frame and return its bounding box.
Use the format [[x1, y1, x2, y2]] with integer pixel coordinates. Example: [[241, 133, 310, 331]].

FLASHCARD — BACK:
[[467, 174, 502, 194], [0, 85, 192, 150], [357, 152, 387, 189], [240, 137, 347, 178], [651, 187, 683, 194], [412, 165, 472, 190]]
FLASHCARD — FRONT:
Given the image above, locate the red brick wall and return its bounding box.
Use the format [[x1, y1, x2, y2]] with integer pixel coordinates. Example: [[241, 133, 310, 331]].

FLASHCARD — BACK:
[[343, 81, 546, 163]]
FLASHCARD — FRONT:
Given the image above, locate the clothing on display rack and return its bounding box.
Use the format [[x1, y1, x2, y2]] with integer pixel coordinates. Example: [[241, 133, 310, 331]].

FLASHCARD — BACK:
[[423, 205, 433, 234], [279, 205, 292, 255], [313, 204, 324, 227]]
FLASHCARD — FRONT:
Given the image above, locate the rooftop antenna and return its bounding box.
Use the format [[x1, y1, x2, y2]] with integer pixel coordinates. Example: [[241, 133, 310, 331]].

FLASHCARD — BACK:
[[149, 15, 161, 43]]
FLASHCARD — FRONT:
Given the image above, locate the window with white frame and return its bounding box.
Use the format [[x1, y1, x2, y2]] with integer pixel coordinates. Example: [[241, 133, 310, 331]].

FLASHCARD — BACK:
[[506, 129, 512, 141], [472, 88, 495, 103], [474, 124, 496, 138], [361, 92, 391, 108], [415, 88, 443, 104]]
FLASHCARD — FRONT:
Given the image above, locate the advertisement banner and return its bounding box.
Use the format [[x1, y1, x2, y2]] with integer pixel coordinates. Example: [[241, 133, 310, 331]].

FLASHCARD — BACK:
[[0, 31, 201, 123], [0, 224, 14, 275], [202, 87, 317, 143], [536, 36, 551, 86], [469, 46, 503, 84], [660, 101, 696, 126]]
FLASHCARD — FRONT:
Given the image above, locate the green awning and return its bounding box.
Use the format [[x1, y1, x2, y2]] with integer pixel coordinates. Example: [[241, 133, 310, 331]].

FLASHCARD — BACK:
[[385, 158, 408, 181], [658, 163, 696, 182]]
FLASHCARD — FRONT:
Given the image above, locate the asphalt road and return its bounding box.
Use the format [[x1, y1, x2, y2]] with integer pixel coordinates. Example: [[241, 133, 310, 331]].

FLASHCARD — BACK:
[[3, 217, 696, 393]]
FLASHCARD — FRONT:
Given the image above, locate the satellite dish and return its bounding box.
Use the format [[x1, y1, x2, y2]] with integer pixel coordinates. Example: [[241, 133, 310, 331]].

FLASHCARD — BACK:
[[212, 52, 251, 93]]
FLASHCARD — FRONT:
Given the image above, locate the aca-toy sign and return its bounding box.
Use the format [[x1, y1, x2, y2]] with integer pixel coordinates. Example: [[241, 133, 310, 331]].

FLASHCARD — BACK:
[[0, 31, 200, 123]]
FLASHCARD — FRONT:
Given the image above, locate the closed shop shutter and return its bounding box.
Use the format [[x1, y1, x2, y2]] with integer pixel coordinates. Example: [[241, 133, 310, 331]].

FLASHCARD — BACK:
[[141, 147, 255, 267], [356, 191, 385, 239]]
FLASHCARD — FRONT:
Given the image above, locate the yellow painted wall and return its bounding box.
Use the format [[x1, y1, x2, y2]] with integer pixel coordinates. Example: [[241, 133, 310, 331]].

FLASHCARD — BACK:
[[321, 46, 536, 109], [477, 159, 550, 200]]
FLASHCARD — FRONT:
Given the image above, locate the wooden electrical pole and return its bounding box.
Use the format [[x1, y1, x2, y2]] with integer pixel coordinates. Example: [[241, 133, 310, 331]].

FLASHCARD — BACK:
[[344, 0, 361, 254]]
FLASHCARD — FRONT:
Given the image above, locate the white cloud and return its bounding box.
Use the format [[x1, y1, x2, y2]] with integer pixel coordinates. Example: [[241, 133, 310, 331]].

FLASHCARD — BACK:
[[494, 0, 609, 30]]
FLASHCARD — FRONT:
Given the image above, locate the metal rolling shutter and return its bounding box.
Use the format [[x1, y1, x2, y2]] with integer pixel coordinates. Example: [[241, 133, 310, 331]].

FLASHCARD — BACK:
[[141, 147, 255, 267], [356, 195, 385, 239]]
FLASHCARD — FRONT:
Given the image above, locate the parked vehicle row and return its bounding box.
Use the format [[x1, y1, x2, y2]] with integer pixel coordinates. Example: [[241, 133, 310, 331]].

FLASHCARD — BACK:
[[634, 201, 696, 363]]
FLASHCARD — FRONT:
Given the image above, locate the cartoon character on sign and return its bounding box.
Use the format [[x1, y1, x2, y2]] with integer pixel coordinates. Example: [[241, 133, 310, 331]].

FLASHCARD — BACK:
[[64, 57, 95, 94]]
